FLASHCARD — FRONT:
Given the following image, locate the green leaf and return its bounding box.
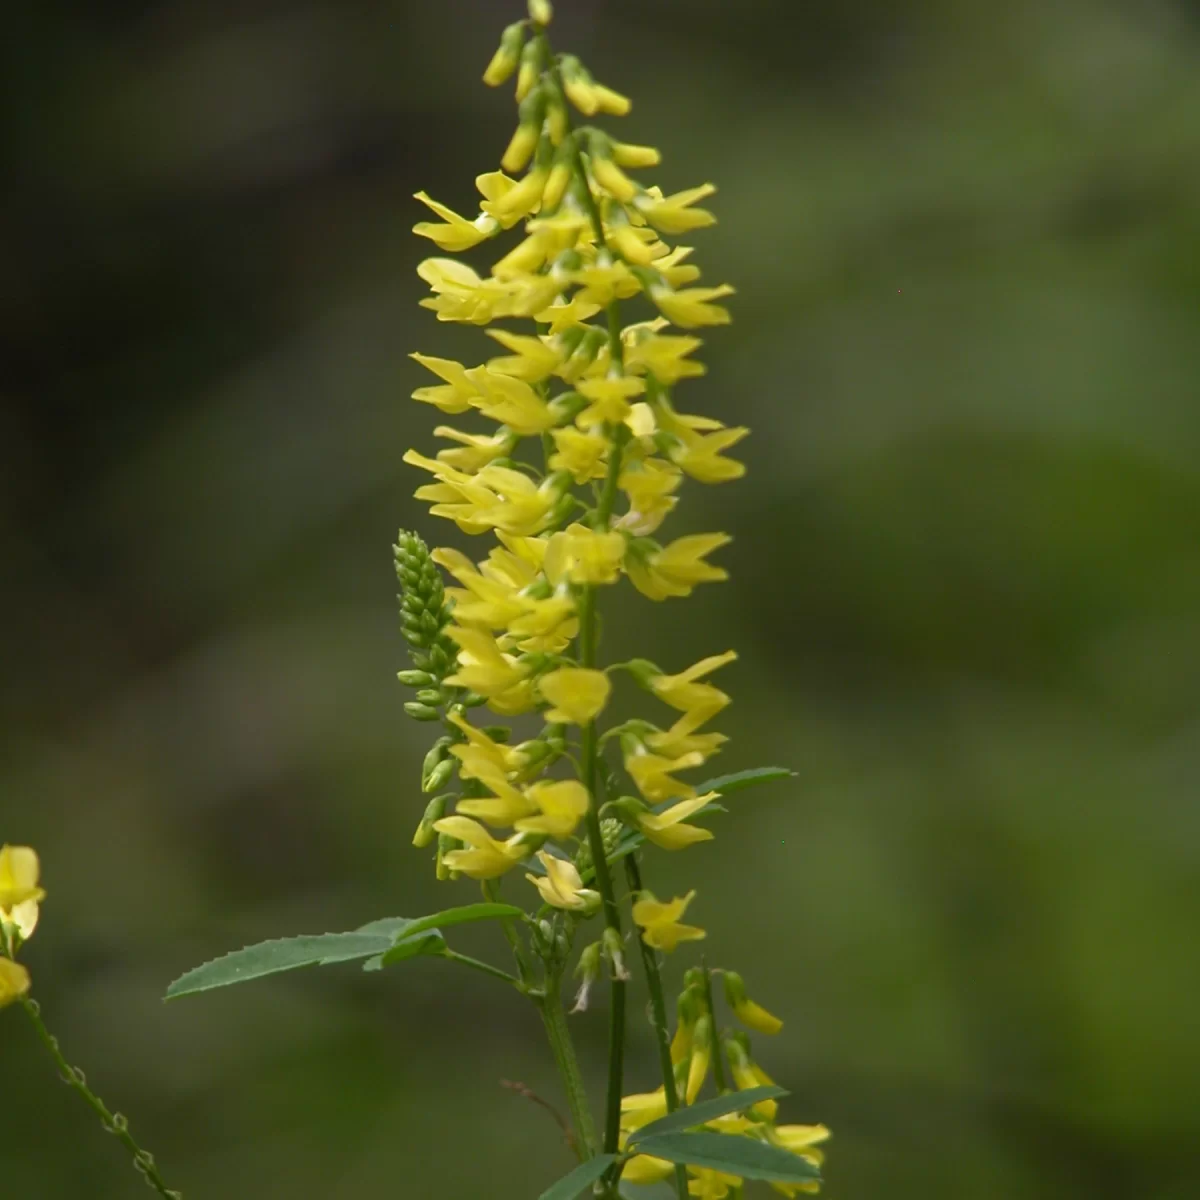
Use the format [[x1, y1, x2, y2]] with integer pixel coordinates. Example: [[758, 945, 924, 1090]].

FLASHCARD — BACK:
[[538, 1154, 618, 1200], [630, 1132, 820, 1184], [373, 903, 523, 968], [618, 1183, 676, 1200], [165, 930, 400, 999], [693, 766, 794, 796], [628, 1087, 789, 1144], [354, 916, 417, 937]]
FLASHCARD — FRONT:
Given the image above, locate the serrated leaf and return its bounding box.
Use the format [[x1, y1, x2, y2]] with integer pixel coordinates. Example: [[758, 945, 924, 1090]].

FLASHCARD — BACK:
[[693, 766, 794, 796], [373, 902, 522, 967], [354, 916, 416, 938], [538, 1153, 617, 1200], [165, 931, 398, 1000], [628, 1087, 789, 1144], [630, 1131, 820, 1184]]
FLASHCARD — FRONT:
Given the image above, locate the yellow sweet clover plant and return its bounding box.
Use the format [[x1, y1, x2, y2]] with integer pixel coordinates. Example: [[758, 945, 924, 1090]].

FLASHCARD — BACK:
[[5, 5, 830, 1197]]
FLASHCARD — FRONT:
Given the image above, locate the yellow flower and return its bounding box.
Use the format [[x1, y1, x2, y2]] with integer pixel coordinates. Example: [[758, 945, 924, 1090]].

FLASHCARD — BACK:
[[652, 245, 703, 287], [686, 1166, 742, 1199], [417, 257, 507, 325], [514, 780, 589, 838], [537, 667, 611, 724], [645, 711, 728, 759], [669, 425, 749, 483], [725, 1036, 780, 1119], [447, 711, 530, 778], [633, 794, 715, 850], [617, 1134, 675, 1185], [625, 334, 707, 384], [626, 533, 730, 601], [685, 1014, 712, 1102], [544, 523, 627, 586], [482, 21, 524, 87], [470, 464, 563, 536], [410, 353, 478, 414], [619, 1086, 668, 1131], [572, 258, 640, 306], [432, 816, 527, 879], [650, 651, 737, 714], [634, 183, 717, 234], [592, 156, 638, 203], [549, 427, 609, 482], [465, 367, 558, 435], [730, 993, 784, 1037], [767, 1125, 831, 1197], [486, 165, 547, 220], [616, 458, 682, 535], [434, 425, 515, 473], [525, 851, 599, 912], [625, 747, 704, 803], [444, 627, 534, 711], [535, 294, 603, 335], [0, 846, 45, 912], [650, 284, 735, 329], [575, 374, 646, 428], [412, 192, 498, 252], [632, 889, 706, 953], [0, 958, 31, 1008], [611, 140, 661, 169], [484, 329, 562, 382]]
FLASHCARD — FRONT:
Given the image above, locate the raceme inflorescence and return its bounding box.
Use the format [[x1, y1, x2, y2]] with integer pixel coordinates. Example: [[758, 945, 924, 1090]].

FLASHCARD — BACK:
[[5, 5, 830, 1198]]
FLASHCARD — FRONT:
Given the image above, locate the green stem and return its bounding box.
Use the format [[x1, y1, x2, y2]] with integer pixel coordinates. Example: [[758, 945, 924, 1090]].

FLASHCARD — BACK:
[[441, 950, 521, 987], [539, 971, 599, 1160], [625, 854, 690, 1200], [20, 996, 181, 1199], [700, 963, 731, 1092]]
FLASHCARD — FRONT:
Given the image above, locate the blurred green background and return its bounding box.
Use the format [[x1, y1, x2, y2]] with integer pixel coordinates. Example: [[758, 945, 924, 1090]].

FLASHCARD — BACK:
[[5, 0, 1200, 1196]]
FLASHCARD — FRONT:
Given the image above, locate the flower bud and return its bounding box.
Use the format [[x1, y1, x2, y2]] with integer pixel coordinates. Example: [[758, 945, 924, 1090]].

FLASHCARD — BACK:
[[502, 88, 547, 174], [723, 970, 784, 1035], [397, 669, 433, 687], [611, 140, 661, 169], [602, 926, 630, 981], [422, 758, 455, 795], [528, 0, 553, 24], [515, 38, 541, 103], [404, 701, 441, 722], [685, 1014, 712, 1103], [421, 736, 451, 785], [571, 941, 602, 1013], [412, 793, 450, 848], [483, 21, 525, 87], [415, 687, 444, 707]]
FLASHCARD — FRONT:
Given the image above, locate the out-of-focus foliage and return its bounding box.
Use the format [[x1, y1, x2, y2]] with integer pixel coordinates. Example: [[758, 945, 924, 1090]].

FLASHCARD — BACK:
[[3, 0, 1199, 1197]]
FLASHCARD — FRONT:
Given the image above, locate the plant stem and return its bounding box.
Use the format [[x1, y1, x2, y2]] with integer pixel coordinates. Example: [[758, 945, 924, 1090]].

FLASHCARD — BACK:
[[441, 950, 521, 987], [20, 996, 181, 1199], [538, 971, 599, 1160], [625, 853, 689, 1200], [701, 964, 731, 1092]]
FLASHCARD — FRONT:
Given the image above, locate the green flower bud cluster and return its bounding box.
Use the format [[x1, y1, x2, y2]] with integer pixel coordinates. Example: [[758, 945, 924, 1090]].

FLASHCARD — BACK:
[[573, 817, 623, 876], [393, 530, 458, 722]]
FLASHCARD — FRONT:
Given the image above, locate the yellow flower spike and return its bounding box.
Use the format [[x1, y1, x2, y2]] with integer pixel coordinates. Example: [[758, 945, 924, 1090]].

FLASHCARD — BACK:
[[625, 747, 705, 803], [632, 889, 706, 953], [650, 650, 737, 714], [634, 794, 716, 850], [626, 533, 731, 601], [0, 958, 31, 1008], [635, 183, 717, 234], [537, 666, 611, 724], [575, 374, 645, 428], [685, 1014, 712, 1101], [412, 192, 499, 252], [544, 523, 627, 586], [549, 426, 609, 483], [431, 816, 528, 879], [515, 780, 589, 838], [650, 284, 735, 329], [526, 851, 598, 912], [0, 846, 45, 918]]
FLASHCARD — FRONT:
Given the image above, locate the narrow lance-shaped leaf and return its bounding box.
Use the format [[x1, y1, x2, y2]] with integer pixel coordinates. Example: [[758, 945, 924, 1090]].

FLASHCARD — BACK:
[[538, 1154, 618, 1200], [628, 1087, 789, 1145], [631, 1131, 821, 1184]]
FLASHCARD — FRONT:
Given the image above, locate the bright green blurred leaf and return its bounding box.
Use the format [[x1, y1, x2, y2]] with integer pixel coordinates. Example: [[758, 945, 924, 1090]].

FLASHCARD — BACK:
[[631, 1131, 820, 1183]]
